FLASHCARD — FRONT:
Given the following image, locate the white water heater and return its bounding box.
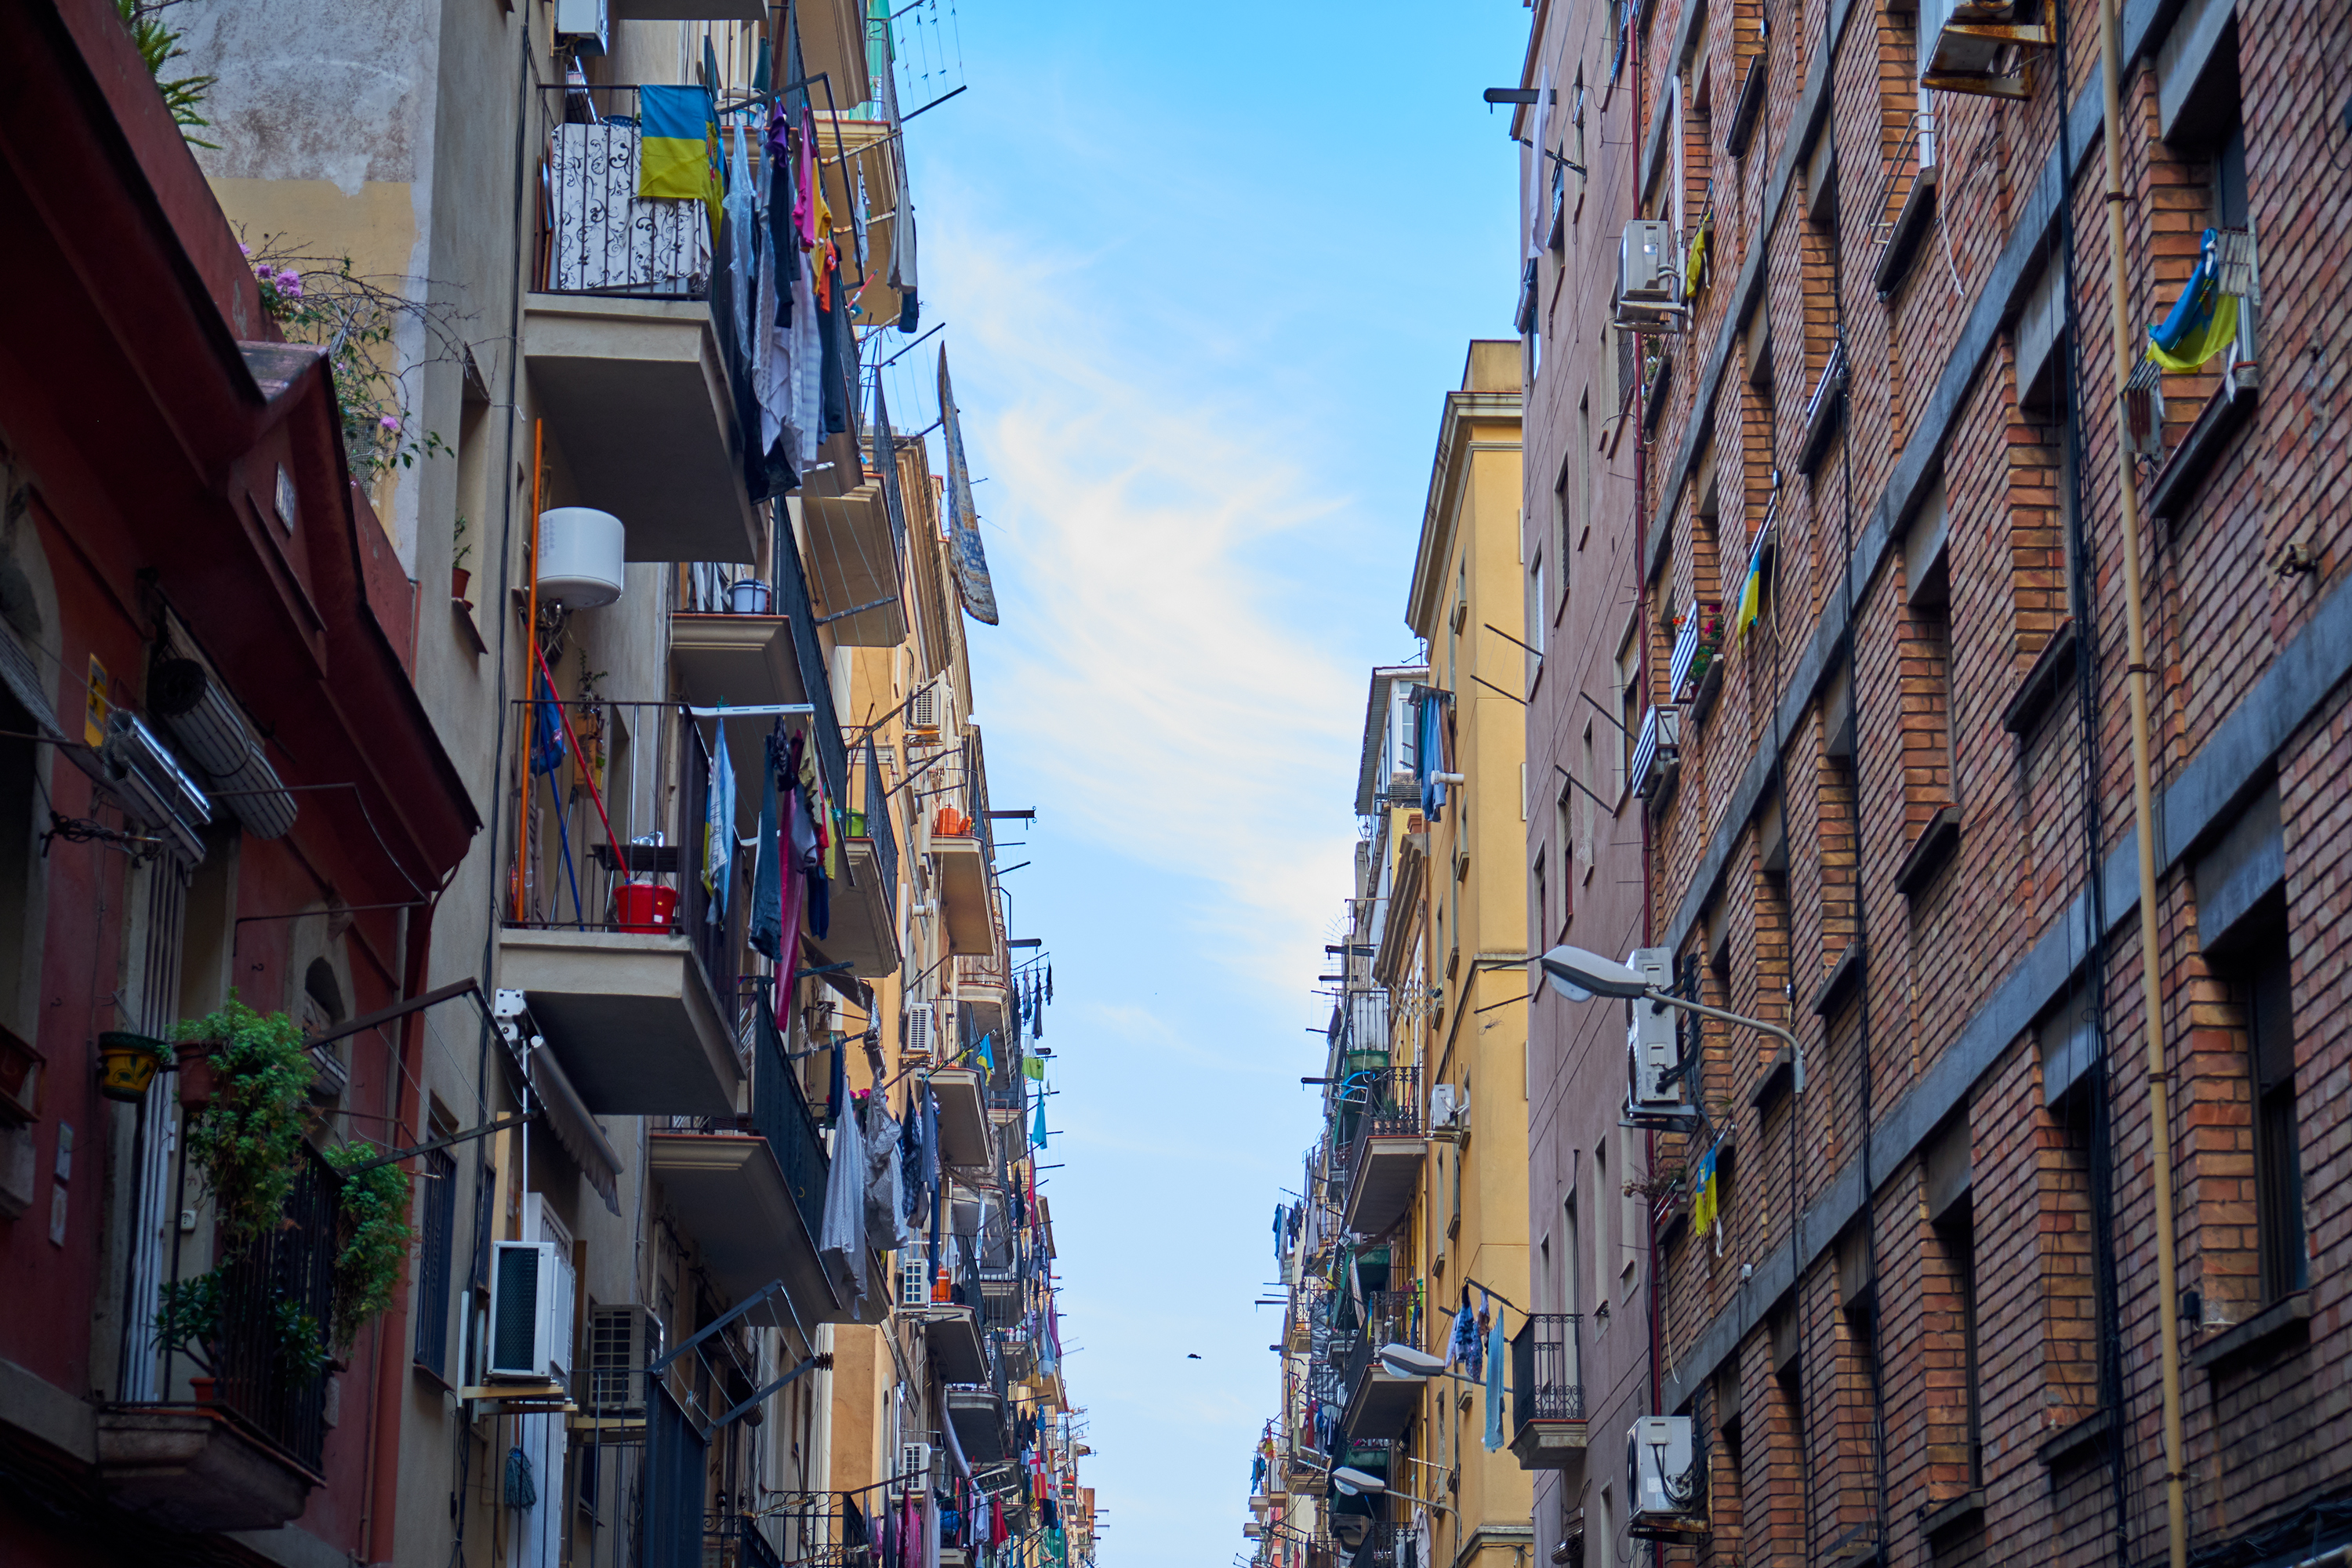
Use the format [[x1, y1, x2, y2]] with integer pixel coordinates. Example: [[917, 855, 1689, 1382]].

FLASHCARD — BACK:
[[536, 507, 625, 609]]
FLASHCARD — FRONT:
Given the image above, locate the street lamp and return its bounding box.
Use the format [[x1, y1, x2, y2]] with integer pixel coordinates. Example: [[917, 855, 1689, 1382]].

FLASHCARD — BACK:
[[1330, 1468, 1452, 1513], [1539, 944, 1806, 1094], [1374, 1344, 1479, 1385]]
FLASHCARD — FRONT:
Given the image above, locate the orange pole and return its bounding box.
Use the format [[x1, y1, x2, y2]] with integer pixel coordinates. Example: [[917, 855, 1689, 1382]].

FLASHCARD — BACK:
[[515, 419, 545, 921]]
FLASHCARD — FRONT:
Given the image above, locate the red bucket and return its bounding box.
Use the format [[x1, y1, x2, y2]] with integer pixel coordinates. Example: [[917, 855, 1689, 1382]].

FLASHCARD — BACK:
[[613, 882, 678, 933]]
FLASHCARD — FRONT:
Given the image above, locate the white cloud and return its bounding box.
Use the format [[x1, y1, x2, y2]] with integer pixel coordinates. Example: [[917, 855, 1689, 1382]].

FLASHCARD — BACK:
[[925, 203, 1371, 993]]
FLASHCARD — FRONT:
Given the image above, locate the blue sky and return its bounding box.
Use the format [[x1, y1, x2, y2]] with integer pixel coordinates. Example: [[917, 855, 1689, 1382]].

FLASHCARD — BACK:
[[887, 5, 1529, 1563]]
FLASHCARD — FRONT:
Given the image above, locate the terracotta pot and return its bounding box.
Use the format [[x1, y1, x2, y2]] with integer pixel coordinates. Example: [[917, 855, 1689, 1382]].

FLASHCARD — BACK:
[[452, 566, 472, 602], [187, 1375, 218, 1404], [175, 1042, 219, 1108]]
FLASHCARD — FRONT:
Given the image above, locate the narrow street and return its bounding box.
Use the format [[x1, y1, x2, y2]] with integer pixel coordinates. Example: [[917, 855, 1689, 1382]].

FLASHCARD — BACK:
[[0, 5, 2346, 1568]]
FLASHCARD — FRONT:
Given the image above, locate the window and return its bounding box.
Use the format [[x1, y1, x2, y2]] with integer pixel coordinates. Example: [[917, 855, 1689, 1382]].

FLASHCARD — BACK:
[[1940, 1203, 1984, 1486], [1576, 393, 1594, 561], [1553, 455, 1575, 586], [1904, 537, 1956, 812], [1533, 856, 1548, 949], [1526, 554, 1546, 686], [2246, 923, 2306, 1301], [1555, 782, 1575, 930], [1592, 1145, 1609, 1330], [1617, 1124, 1642, 1291], [414, 1145, 458, 1377], [1615, 628, 1642, 797]]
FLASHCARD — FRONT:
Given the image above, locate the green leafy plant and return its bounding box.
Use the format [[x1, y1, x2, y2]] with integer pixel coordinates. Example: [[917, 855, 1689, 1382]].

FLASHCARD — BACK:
[[116, 0, 217, 149], [454, 513, 473, 572], [177, 996, 313, 1245], [324, 1143, 412, 1352]]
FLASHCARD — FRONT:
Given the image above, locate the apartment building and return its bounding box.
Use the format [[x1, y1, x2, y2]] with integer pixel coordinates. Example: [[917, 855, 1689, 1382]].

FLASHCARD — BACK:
[[1250, 346, 1534, 1568], [0, 3, 1083, 1566], [1509, 0, 2352, 1560], [1507, 0, 1664, 1556]]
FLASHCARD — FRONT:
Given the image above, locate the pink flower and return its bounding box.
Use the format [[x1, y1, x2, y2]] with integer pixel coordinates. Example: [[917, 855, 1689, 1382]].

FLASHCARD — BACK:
[[378, 415, 401, 433], [239, 241, 252, 257], [274, 269, 303, 299]]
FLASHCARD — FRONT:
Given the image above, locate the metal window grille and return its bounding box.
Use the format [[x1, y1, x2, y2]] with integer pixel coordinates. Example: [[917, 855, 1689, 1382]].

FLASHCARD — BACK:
[[412, 1146, 457, 1377]]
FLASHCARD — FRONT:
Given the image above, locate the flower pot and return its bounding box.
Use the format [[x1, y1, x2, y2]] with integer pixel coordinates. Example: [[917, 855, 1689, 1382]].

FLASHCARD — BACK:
[[187, 1375, 218, 1405], [96, 1032, 169, 1102], [176, 1042, 220, 1108], [452, 566, 472, 603]]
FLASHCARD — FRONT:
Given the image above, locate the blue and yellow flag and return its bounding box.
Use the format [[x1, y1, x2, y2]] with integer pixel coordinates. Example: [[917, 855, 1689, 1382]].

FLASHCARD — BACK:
[[637, 84, 720, 231], [1690, 1142, 1719, 1236], [1733, 557, 1764, 637], [2147, 228, 2240, 373]]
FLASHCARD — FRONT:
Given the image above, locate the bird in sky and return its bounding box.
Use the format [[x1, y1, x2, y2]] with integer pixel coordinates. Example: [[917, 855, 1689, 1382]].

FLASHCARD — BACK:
[[1186, 1353, 1202, 1359]]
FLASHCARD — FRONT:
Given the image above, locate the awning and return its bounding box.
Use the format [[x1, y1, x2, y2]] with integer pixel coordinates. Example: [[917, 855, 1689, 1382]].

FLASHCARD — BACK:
[[532, 1045, 623, 1215]]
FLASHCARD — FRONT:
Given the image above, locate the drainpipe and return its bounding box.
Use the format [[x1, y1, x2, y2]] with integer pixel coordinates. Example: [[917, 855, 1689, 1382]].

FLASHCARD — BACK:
[[2091, 9, 2187, 1568]]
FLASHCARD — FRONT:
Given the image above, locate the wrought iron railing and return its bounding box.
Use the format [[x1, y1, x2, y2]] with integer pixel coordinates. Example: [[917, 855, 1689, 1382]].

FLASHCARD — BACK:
[[1871, 104, 1937, 246], [751, 996, 830, 1243], [703, 1512, 788, 1568], [1339, 1290, 1420, 1404], [206, 1143, 340, 1472], [1510, 1313, 1587, 1434], [536, 85, 721, 300], [504, 699, 739, 1022], [1338, 1066, 1421, 1162], [1670, 601, 1722, 700], [857, 735, 898, 923]]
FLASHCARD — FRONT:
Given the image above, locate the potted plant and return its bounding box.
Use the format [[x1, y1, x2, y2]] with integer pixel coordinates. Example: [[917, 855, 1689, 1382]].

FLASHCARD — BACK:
[[96, 1031, 172, 1102], [176, 997, 314, 1243], [452, 514, 473, 604]]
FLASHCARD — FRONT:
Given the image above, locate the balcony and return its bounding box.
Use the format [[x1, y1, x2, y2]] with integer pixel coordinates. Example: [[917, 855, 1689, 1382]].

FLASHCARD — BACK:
[[931, 833, 996, 955], [647, 997, 841, 1327], [670, 611, 804, 712], [99, 1148, 339, 1530], [1338, 1067, 1424, 1235], [800, 480, 908, 647], [1631, 706, 1682, 802], [528, 86, 760, 566], [947, 1386, 1011, 1462], [1338, 1291, 1422, 1439], [929, 1066, 995, 1170], [812, 109, 911, 332], [1670, 602, 1722, 702], [1508, 1314, 1588, 1469], [921, 1302, 990, 1383], [501, 699, 749, 1116], [829, 740, 902, 978]]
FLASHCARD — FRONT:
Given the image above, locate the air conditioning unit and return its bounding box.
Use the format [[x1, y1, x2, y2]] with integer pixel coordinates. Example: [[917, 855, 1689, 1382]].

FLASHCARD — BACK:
[[1613, 220, 1689, 333], [584, 1305, 661, 1414], [900, 1249, 933, 1308], [1624, 948, 1682, 1109], [903, 1005, 936, 1062], [907, 677, 950, 735], [98, 712, 212, 863], [1626, 1415, 1704, 1535], [896, 1441, 934, 1494], [488, 1240, 572, 1381], [1428, 1083, 1468, 1131], [553, 0, 607, 54]]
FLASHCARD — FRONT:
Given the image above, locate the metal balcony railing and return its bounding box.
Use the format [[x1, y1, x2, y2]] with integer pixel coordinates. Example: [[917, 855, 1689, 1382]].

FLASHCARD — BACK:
[[857, 736, 898, 924], [1631, 706, 1682, 800], [537, 85, 720, 300], [1670, 601, 1722, 701], [1510, 1313, 1587, 1432], [1338, 1290, 1420, 1401], [1336, 1066, 1421, 1159], [1871, 106, 1938, 246], [504, 698, 739, 1027], [188, 1143, 340, 1472]]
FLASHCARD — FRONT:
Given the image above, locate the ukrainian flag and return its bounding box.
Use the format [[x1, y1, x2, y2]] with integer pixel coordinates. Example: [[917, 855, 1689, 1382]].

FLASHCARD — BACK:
[[637, 83, 720, 231], [2147, 228, 2240, 373], [1733, 555, 1764, 637]]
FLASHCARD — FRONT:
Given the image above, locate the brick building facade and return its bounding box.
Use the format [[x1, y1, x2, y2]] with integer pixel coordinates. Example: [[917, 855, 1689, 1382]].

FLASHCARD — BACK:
[[1511, 0, 2352, 1560]]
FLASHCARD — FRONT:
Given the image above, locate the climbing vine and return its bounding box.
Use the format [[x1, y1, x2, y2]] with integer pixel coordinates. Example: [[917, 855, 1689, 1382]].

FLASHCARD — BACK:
[[115, 0, 216, 149]]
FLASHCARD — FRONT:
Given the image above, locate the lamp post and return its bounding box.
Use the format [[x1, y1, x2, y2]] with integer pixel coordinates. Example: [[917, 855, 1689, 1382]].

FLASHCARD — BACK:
[[1538, 943, 1805, 1094], [1329, 1468, 1451, 1513]]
